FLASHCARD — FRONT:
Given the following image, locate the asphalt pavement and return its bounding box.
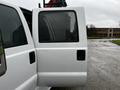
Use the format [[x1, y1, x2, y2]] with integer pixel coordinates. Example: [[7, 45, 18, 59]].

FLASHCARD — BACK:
[[52, 39, 120, 90]]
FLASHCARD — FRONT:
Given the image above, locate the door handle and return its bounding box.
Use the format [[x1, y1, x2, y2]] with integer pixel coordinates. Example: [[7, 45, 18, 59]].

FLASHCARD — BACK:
[[29, 51, 35, 64], [77, 50, 86, 61]]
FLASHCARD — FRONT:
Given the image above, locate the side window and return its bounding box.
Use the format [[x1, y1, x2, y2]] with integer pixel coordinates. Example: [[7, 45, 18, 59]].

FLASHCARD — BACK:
[[0, 5, 28, 48], [21, 8, 32, 35], [38, 11, 79, 43]]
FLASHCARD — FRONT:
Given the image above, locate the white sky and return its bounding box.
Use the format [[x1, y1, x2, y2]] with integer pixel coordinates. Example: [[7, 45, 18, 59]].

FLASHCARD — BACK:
[[1, 0, 120, 28]]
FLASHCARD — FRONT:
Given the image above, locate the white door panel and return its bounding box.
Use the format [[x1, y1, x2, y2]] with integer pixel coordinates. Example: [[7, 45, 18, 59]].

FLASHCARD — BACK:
[[33, 7, 87, 87], [0, 49, 36, 90], [37, 48, 86, 72], [15, 74, 37, 90], [0, 2, 37, 90]]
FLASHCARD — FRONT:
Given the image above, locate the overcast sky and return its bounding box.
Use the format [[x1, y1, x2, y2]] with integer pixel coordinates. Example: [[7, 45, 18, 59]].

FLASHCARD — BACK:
[[1, 0, 120, 28]]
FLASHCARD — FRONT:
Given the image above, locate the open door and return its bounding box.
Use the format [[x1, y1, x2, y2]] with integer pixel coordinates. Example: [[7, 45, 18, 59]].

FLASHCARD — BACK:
[[33, 7, 87, 87]]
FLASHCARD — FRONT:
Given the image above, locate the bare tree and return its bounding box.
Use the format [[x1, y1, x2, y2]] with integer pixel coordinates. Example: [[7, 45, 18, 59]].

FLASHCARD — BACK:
[[87, 24, 96, 28]]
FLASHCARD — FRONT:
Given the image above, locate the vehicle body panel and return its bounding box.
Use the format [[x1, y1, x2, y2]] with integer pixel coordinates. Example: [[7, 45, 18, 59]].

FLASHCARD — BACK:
[[33, 7, 87, 87], [0, 1, 37, 90]]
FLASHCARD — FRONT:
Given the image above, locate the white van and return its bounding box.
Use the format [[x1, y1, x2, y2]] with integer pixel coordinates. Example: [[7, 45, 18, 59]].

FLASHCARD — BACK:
[[0, 1, 87, 90]]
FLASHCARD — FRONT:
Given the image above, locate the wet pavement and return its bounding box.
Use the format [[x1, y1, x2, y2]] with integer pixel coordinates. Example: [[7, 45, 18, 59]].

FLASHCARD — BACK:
[[52, 39, 120, 90]]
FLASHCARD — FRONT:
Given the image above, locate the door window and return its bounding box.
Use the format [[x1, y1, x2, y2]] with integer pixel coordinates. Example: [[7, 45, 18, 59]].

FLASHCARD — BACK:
[[38, 11, 79, 43], [0, 5, 28, 48]]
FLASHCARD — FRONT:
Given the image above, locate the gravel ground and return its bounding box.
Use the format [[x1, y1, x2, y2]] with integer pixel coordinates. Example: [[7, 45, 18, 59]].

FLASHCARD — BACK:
[[52, 40, 120, 90]]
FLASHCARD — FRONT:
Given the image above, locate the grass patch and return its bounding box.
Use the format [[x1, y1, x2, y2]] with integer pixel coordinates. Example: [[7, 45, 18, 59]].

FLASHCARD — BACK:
[[111, 40, 120, 46]]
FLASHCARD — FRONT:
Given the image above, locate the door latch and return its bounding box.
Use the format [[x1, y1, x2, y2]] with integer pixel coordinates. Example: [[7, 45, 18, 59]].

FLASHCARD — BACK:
[[29, 51, 35, 64], [77, 50, 86, 61]]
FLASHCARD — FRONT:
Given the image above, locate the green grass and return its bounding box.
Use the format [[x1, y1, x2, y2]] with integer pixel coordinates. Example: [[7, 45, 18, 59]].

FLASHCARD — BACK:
[[111, 40, 120, 46]]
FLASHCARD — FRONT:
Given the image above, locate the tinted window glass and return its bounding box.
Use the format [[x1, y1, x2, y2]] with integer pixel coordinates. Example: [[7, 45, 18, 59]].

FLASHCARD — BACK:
[[38, 11, 79, 43], [0, 5, 28, 48], [21, 8, 32, 35], [0, 33, 3, 65]]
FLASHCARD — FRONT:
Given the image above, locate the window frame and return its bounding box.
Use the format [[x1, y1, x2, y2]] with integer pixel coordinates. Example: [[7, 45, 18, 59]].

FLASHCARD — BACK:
[[38, 10, 79, 43], [0, 4, 28, 49]]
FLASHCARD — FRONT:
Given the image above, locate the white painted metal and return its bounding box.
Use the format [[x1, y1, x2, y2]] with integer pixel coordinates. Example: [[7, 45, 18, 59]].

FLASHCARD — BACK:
[[0, 1, 87, 89], [33, 7, 87, 87], [0, 1, 37, 90]]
